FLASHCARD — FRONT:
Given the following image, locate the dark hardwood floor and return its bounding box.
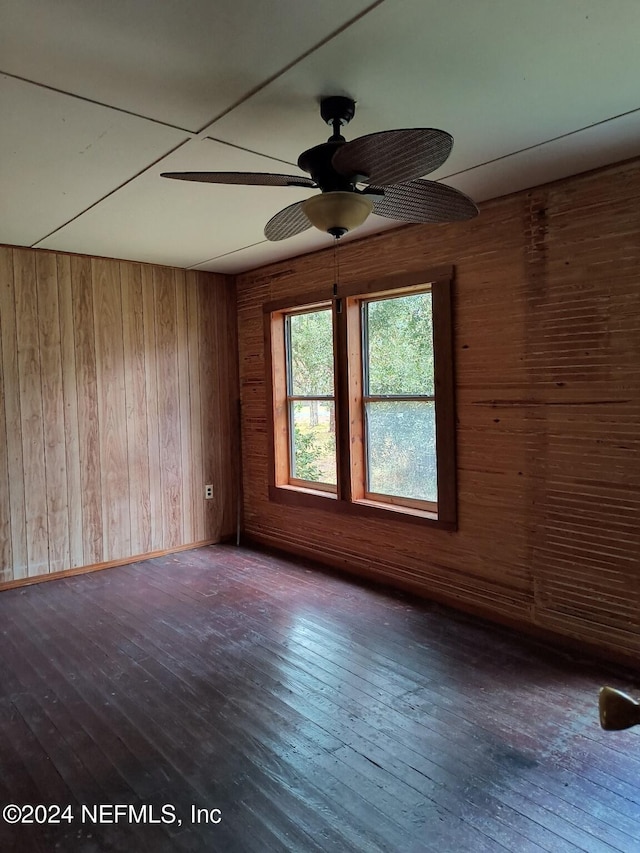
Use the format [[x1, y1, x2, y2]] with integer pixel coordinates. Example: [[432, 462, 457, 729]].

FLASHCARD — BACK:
[[0, 545, 639, 852]]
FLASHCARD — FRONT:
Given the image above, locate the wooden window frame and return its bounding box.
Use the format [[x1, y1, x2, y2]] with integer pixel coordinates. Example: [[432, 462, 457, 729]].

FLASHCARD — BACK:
[[264, 267, 456, 530], [356, 291, 438, 513], [284, 305, 337, 492]]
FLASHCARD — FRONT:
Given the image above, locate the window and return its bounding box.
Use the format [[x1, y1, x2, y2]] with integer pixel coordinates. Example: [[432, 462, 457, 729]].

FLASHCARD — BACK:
[[286, 307, 337, 491], [362, 291, 437, 506], [265, 267, 456, 528]]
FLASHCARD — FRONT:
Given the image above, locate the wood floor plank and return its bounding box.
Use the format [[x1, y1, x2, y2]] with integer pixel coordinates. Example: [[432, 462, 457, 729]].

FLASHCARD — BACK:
[[1, 544, 639, 852], [38, 580, 396, 851], [105, 552, 640, 847], [14, 586, 364, 851]]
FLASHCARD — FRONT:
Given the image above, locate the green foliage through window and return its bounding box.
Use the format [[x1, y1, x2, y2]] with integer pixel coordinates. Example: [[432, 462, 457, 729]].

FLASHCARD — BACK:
[[364, 291, 436, 502], [365, 292, 434, 396], [291, 402, 336, 485], [287, 309, 337, 486], [288, 309, 334, 396], [283, 287, 438, 503], [366, 401, 437, 502]]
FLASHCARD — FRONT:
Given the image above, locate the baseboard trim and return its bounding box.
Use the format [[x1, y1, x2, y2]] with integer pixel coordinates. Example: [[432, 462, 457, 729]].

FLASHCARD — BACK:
[[0, 539, 220, 592]]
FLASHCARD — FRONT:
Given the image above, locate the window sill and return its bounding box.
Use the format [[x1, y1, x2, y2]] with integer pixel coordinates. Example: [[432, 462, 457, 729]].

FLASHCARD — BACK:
[[275, 483, 338, 500], [354, 497, 438, 522], [268, 485, 456, 530]]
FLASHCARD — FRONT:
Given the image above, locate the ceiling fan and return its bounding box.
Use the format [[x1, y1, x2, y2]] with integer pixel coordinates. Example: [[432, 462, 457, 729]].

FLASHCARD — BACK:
[[161, 96, 478, 241]]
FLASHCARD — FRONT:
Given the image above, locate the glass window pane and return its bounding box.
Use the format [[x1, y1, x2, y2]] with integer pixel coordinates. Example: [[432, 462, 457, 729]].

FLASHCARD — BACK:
[[288, 309, 334, 396], [365, 292, 434, 396], [290, 401, 337, 486], [365, 401, 437, 502]]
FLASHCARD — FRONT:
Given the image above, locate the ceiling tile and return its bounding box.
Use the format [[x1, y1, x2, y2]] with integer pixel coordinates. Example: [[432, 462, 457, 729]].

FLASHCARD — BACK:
[[0, 75, 188, 248], [446, 111, 640, 205], [5, 0, 640, 273], [207, 0, 640, 177], [36, 138, 318, 266], [0, 0, 377, 131]]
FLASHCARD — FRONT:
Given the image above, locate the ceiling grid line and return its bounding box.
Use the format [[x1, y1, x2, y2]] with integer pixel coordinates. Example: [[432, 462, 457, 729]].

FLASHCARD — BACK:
[[0, 70, 198, 135], [1, 0, 639, 272], [440, 105, 640, 184], [30, 138, 193, 248], [191, 0, 389, 138]]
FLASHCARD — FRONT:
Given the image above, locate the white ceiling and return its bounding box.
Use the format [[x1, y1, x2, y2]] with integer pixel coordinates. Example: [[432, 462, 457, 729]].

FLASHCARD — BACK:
[[2, 0, 640, 273]]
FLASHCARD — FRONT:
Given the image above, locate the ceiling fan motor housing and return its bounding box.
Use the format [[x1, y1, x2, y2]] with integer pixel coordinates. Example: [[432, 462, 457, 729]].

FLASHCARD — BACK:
[[297, 142, 354, 192], [298, 97, 361, 192], [320, 96, 356, 128]]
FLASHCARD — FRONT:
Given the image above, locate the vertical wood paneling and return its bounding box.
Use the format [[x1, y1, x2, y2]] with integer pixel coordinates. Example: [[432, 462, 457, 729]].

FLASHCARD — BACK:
[[120, 262, 151, 556], [186, 272, 205, 541], [36, 253, 70, 572], [236, 157, 640, 662], [14, 249, 49, 576], [0, 251, 11, 580], [174, 269, 193, 544], [198, 275, 219, 540], [0, 355, 9, 580], [141, 265, 162, 552], [154, 267, 182, 549], [93, 258, 131, 561], [0, 247, 238, 586], [0, 248, 26, 578], [208, 279, 225, 537], [72, 254, 103, 565], [222, 275, 240, 538], [57, 255, 83, 567]]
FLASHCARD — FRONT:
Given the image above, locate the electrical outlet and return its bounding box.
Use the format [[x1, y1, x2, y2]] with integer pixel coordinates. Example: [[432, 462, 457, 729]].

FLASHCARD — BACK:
[[205, 485, 213, 500]]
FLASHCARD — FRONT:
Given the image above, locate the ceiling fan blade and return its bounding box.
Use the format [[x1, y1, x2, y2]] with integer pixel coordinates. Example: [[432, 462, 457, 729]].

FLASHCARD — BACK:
[[332, 129, 453, 186], [264, 201, 312, 242], [368, 180, 478, 223], [161, 171, 316, 188]]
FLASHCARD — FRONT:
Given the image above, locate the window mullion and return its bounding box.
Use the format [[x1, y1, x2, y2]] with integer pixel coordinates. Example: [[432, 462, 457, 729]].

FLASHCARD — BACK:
[[431, 277, 456, 524], [345, 298, 366, 502], [333, 299, 352, 503]]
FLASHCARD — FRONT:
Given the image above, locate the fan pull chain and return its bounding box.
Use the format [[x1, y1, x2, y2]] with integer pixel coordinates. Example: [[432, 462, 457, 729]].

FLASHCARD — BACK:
[[333, 236, 342, 312]]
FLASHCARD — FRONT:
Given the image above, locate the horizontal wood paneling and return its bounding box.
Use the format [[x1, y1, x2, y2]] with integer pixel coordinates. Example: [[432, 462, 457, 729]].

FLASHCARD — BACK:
[[236, 157, 640, 662], [0, 247, 238, 585]]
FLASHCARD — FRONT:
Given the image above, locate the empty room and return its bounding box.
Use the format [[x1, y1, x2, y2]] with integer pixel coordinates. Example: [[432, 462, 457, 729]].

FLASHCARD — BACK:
[[1, 1, 639, 851]]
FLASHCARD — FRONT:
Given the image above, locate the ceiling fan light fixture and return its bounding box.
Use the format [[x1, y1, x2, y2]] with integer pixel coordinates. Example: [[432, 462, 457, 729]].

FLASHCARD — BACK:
[[303, 191, 373, 238]]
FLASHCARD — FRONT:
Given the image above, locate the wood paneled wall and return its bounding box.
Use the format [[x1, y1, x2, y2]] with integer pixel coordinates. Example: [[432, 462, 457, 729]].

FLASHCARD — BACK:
[[236, 158, 640, 663], [0, 247, 238, 585]]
